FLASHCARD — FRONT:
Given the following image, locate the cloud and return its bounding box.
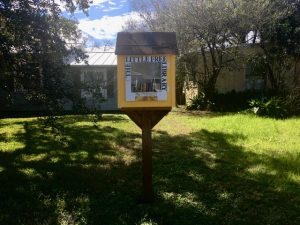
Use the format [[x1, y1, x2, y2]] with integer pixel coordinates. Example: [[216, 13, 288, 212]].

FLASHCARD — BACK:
[[55, 0, 112, 12], [78, 12, 141, 40], [90, 0, 112, 7], [108, 0, 117, 6], [54, 0, 66, 11], [102, 6, 122, 12], [91, 0, 110, 5]]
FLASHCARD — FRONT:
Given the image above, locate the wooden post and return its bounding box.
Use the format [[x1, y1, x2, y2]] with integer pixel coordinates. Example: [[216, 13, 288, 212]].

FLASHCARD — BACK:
[[141, 111, 153, 202], [125, 110, 170, 203]]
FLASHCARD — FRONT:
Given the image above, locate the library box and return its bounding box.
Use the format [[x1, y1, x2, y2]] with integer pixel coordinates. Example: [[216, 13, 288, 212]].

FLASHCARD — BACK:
[[115, 32, 178, 109]]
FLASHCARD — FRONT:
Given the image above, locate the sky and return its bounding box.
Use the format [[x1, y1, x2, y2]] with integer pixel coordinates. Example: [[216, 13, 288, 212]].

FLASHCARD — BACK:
[[59, 0, 140, 47]]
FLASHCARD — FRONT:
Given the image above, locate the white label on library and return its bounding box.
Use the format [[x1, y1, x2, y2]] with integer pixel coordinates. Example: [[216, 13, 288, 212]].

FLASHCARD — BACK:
[[125, 55, 168, 101]]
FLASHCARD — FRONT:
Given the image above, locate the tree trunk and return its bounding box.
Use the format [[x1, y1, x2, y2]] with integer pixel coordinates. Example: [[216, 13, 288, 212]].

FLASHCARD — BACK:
[[203, 72, 218, 102], [294, 55, 300, 87]]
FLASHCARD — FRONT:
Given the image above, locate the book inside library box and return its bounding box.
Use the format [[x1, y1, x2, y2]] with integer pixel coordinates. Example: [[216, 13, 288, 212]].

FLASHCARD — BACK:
[[131, 63, 161, 93]]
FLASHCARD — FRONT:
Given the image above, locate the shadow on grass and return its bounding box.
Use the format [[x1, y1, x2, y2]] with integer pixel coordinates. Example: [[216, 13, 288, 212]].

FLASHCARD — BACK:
[[152, 130, 300, 225], [0, 116, 299, 225]]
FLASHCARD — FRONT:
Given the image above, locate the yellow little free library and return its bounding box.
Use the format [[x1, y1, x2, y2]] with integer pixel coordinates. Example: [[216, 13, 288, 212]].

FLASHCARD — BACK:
[[115, 32, 178, 109]]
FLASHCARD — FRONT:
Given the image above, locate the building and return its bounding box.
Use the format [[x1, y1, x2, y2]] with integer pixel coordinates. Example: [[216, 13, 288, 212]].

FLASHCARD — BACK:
[[68, 47, 118, 111], [0, 47, 119, 114], [183, 45, 300, 104]]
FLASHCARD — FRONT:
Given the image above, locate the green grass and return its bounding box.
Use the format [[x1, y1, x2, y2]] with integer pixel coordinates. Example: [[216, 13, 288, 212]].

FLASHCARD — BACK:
[[0, 110, 300, 225]]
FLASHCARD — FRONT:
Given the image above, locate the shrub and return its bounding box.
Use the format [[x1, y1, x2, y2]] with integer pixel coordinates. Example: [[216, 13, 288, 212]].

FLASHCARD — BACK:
[[211, 90, 265, 112], [285, 87, 300, 116], [186, 92, 214, 110], [248, 96, 288, 118]]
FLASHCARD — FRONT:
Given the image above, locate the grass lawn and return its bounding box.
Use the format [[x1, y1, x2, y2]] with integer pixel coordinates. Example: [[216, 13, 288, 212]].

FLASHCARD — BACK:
[[0, 110, 300, 225]]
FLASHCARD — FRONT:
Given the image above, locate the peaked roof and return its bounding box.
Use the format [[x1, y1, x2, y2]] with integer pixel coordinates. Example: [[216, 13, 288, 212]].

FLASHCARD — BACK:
[[115, 32, 178, 55]]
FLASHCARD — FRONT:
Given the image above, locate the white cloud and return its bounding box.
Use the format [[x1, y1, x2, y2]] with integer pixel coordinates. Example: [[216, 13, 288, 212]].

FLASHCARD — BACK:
[[78, 12, 141, 40], [54, 0, 66, 11], [102, 6, 122, 12], [95, 4, 105, 9], [55, 0, 112, 11], [108, 0, 117, 6], [90, 0, 110, 6]]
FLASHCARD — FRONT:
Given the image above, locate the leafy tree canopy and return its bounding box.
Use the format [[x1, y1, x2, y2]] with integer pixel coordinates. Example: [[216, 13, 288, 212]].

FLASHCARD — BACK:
[[0, 0, 90, 111], [128, 0, 300, 99]]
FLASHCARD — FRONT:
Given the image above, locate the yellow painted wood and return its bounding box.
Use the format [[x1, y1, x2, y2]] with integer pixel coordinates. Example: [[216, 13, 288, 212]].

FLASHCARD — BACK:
[[117, 54, 176, 109]]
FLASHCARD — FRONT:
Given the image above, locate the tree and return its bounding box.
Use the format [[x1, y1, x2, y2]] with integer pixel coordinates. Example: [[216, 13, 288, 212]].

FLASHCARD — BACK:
[[129, 0, 243, 101], [0, 0, 90, 111], [129, 0, 300, 100], [268, 0, 300, 89], [234, 0, 298, 92]]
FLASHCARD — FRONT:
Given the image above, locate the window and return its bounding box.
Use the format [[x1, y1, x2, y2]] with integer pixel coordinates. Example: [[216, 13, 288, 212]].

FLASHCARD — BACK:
[[81, 69, 107, 99], [245, 56, 266, 91], [107, 69, 115, 98], [245, 64, 265, 90]]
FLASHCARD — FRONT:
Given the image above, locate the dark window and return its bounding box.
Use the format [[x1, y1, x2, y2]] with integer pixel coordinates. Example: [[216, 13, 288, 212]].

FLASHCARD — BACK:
[[107, 69, 115, 98], [82, 70, 107, 99], [245, 63, 265, 91]]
